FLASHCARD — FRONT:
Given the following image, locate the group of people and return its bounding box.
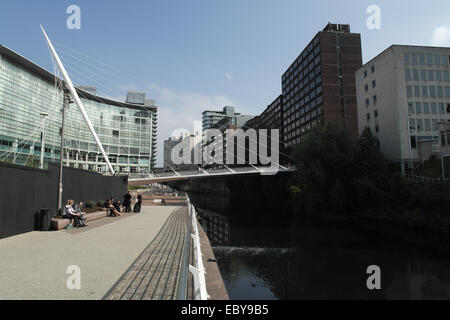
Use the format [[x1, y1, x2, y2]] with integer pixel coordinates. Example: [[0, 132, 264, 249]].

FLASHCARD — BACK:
[[63, 200, 88, 228], [62, 192, 144, 229], [123, 191, 143, 213]]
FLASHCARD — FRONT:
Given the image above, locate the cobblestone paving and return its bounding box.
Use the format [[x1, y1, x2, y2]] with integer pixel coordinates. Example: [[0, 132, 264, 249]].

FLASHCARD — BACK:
[[103, 207, 189, 300]]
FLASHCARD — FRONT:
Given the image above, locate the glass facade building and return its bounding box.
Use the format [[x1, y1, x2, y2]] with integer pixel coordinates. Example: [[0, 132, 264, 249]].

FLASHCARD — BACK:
[[0, 45, 157, 174]]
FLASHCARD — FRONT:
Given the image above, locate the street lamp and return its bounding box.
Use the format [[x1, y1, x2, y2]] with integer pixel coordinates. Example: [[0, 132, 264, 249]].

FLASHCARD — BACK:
[[39, 112, 49, 169], [57, 89, 73, 211]]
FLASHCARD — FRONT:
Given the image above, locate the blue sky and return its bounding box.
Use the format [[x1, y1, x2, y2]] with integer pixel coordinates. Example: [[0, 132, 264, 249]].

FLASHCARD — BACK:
[[1, 0, 449, 166]]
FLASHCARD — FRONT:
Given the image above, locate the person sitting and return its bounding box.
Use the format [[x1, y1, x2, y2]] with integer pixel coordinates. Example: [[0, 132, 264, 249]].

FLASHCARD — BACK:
[[113, 200, 122, 214], [105, 199, 122, 217], [73, 201, 88, 227], [63, 200, 83, 228]]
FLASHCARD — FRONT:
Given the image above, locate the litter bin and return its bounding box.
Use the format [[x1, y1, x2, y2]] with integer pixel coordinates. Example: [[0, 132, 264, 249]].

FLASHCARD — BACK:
[[39, 208, 53, 231]]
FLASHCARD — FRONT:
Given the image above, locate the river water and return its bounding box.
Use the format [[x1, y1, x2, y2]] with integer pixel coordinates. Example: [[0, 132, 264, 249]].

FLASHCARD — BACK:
[[195, 206, 450, 300]]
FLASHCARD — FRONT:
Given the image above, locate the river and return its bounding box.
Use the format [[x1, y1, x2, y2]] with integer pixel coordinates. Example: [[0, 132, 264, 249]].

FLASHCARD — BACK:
[[193, 202, 450, 300]]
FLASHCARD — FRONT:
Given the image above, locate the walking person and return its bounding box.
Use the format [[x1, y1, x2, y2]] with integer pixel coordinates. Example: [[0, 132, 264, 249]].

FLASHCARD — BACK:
[[134, 192, 143, 213], [123, 191, 132, 213]]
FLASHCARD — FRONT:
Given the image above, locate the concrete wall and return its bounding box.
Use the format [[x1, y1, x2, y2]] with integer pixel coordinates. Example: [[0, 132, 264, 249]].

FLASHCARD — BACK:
[[0, 162, 127, 239]]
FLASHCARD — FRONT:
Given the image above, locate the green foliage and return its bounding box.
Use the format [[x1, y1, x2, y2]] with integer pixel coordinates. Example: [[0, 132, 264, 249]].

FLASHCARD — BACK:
[[290, 125, 403, 216], [96, 200, 104, 207], [85, 201, 96, 209]]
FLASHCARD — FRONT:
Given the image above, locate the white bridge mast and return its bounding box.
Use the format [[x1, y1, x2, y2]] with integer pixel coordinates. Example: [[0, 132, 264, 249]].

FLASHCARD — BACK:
[[40, 25, 115, 175]]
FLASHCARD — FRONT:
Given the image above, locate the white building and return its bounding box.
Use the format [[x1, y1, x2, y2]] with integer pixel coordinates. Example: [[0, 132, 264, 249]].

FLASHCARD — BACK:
[[163, 134, 200, 171], [356, 45, 450, 170]]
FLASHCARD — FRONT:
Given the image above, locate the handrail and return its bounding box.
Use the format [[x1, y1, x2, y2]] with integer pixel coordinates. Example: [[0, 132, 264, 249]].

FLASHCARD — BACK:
[[176, 198, 192, 300], [186, 197, 208, 300]]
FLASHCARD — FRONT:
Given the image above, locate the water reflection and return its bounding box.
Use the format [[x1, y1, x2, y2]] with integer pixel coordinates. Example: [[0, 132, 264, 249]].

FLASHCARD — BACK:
[[196, 207, 450, 300]]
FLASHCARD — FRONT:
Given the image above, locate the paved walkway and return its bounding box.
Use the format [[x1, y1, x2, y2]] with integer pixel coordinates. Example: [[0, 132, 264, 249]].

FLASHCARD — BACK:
[[0, 206, 184, 300], [104, 207, 188, 300]]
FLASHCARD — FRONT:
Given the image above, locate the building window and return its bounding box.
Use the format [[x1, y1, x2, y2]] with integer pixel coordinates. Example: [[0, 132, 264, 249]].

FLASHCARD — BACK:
[[374, 110, 378, 118], [404, 53, 410, 64], [416, 102, 422, 114], [423, 102, 430, 114], [414, 86, 421, 97], [366, 113, 371, 121], [428, 70, 435, 81], [411, 136, 417, 149], [406, 86, 413, 97], [408, 102, 414, 114], [365, 84, 369, 92], [112, 130, 120, 137], [429, 86, 436, 98], [363, 70, 368, 78], [422, 86, 428, 98], [371, 65, 375, 73], [372, 80, 376, 88], [419, 54, 425, 65], [405, 69, 411, 81], [375, 125, 379, 133], [431, 102, 437, 114], [420, 70, 427, 81], [426, 54, 433, 66], [413, 69, 419, 81], [447, 103, 450, 113], [373, 95, 377, 105]]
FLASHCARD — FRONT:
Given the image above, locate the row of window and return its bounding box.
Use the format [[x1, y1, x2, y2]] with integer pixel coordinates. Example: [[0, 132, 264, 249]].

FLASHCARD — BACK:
[[409, 119, 445, 132], [282, 36, 320, 82], [404, 53, 449, 66], [406, 85, 450, 98], [283, 61, 322, 95], [283, 96, 324, 124], [408, 102, 450, 115], [405, 69, 450, 82], [363, 65, 376, 78]]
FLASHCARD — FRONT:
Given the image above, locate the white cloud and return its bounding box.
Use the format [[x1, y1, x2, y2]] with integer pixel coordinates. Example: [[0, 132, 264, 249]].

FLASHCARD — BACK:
[[225, 73, 233, 80], [431, 26, 450, 47], [148, 83, 237, 167]]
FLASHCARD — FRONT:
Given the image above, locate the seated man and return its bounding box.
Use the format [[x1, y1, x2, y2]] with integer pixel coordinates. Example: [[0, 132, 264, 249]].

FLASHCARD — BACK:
[[73, 201, 88, 227], [63, 200, 83, 228]]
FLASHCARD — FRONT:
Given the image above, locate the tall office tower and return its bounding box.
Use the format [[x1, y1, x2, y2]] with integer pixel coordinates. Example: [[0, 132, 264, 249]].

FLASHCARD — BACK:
[[281, 23, 362, 147], [125, 91, 158, 171], [202, 106, 254, 131], [355, 45, 450, 170]]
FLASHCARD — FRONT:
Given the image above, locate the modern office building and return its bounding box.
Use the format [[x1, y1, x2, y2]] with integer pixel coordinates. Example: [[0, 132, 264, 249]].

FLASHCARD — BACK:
[[201, 106, 254, 165], [355, 45, 450, 167], [202, 106, 253, 131], [163, 134, 198, 171], [0, 45, 158, 174], [281, 23, 362, 147]]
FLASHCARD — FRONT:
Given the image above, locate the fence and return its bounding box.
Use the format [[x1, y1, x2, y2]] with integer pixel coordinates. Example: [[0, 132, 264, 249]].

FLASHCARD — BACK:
[[177, 196, 208, 300], [0, 161, 127, 239]]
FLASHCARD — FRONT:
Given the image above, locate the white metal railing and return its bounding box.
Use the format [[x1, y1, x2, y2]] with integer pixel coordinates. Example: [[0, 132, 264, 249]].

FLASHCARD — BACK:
[[187, 197, 208, 300]]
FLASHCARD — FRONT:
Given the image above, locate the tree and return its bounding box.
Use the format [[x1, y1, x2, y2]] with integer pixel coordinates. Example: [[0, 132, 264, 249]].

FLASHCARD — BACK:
[[290, 125, 395, 216]]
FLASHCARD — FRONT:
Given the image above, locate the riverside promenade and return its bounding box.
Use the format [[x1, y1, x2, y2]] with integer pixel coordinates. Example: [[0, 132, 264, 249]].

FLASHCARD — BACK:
[[0, 205, 188, 300]]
